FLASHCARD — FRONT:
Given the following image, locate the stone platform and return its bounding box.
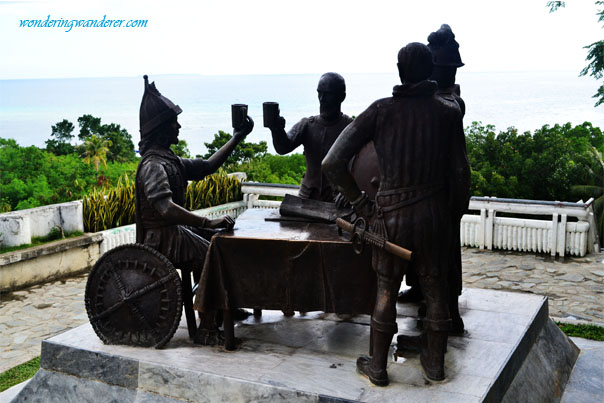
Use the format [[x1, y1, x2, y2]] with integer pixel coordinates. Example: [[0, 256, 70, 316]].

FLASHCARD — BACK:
[[11, 289, 578, 402]]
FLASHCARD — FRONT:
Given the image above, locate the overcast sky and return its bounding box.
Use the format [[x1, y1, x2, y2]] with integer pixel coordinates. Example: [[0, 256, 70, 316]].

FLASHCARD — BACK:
[[1, 0, 602, 79]]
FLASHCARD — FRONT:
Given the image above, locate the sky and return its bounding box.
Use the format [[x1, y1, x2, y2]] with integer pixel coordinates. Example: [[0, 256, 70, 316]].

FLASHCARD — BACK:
[[0, 0, 602, 79]]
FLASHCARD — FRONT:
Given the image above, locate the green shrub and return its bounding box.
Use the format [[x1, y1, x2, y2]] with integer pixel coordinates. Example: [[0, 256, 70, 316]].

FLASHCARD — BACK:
[[82, 171, 242, 232]]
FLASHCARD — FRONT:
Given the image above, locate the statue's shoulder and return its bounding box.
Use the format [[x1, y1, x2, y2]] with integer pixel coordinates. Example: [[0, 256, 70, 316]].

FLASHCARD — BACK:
[[371, 96, 396, 110], [435, 95, 463, 118]]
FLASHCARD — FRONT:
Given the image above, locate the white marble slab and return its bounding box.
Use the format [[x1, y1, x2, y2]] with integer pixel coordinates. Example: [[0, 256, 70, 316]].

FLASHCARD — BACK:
[[11, 288, 578, 402]]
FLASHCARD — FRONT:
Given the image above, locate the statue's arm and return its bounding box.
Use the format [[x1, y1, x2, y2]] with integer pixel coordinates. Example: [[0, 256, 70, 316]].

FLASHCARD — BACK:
[[270, 117, 305, 155], [153, 197, 233, 230], [202, 116, 255, 174], [448, 117, 471, 216], [141, 161, 233, 230]]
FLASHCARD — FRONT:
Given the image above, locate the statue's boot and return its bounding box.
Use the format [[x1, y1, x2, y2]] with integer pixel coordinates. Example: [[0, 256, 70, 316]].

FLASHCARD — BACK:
[[418, 302, 462, 336], [419, 328, 448, 382], [356, 329, 392, 386], [397, 286, 424, 303], [451, 316, 464, 335], [449, 293, 465, 336]]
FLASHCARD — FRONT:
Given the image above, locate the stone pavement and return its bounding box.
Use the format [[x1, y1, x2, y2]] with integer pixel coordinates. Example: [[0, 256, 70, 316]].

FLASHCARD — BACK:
[[461, 248, 604, 324], [1, 248, 603, 374]]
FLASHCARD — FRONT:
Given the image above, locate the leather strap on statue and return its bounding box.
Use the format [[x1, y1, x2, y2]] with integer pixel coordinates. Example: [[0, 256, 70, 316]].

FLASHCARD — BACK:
[[371, 182, 445, 243], [371, 317, 398, 335]]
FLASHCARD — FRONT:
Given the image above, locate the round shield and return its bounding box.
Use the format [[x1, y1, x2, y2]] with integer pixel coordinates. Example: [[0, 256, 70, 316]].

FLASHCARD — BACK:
[[350, 141, 380, 201], [85, 244, 182, 348]]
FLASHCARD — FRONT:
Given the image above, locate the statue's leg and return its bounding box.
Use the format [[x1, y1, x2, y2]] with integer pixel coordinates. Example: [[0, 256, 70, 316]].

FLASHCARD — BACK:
[[357, 253, 404, 386], [418, 274, 451, 381], [449, 232, 464, 335]]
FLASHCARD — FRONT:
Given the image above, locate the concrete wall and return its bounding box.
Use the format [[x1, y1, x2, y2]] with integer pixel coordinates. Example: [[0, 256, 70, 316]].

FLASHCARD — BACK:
[[0, 201, 84, 247], [0, 234, 102, 292]]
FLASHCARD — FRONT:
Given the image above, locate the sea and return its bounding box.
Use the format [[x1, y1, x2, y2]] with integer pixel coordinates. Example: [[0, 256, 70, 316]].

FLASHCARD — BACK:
[[1, 71, 602, 156]]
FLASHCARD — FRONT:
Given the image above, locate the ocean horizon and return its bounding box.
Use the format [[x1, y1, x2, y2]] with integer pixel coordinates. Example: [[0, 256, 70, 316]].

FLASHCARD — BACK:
[[1, 71, 602, 156]]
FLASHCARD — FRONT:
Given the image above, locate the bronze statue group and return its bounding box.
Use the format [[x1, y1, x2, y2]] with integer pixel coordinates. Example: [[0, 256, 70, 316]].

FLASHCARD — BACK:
[[135, 25, 470, 386]]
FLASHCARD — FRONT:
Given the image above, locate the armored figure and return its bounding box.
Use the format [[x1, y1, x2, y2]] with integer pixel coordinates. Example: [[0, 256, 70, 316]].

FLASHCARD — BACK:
[[136, 75, 253, 342], [267, 73, 353, 202], [323, 43, 470, 384], [398, 25, 469, 336]]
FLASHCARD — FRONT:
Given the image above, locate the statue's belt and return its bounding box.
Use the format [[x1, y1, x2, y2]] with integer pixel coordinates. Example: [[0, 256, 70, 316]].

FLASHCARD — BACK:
[[372, 182, 445, 242], [375, 182, 445, 214]]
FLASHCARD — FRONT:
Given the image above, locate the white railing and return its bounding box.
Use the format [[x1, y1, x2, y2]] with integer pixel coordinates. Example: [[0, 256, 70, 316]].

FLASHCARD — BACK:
[[242, 182, 298, 210], [462, 197, 599, 257], [95, 183, 599, 258], [242, 184, 599, 257]]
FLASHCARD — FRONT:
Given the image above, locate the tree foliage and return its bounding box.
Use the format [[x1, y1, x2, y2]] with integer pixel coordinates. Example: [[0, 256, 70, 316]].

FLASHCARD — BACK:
[[548, 1, 604, 107], [45, 119, 75, 155], [235, 153, 306, 184], [76, 114, 136, 162], [171, 139, 191, 158], [467, 121, 603, 201], [0, 138, 138, 212], [203, 131, 268, 169], [79, 135, 112, 171]]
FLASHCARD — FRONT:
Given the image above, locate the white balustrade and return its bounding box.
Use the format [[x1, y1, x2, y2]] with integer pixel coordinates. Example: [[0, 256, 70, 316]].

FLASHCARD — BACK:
[[462, 197, 598, 257], [92, 184, 600, 258]]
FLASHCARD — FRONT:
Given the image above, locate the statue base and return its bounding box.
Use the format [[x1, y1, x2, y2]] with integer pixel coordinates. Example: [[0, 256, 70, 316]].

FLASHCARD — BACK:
[[11, 289, 578, 402]]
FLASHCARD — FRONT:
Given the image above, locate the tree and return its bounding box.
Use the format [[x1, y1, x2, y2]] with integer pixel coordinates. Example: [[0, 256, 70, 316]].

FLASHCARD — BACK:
[[45, 119, 75, 155], [101, 123, 136, 162], [76, 115, 136, 162], [571, 145, 604, 239], [171, 140, 191, 158], [548, 1, 604, 106], [80, 135, 112, 171], [77, 115, 102, 141], [1, 138, 98, 211], [203, 131, 268, 168]]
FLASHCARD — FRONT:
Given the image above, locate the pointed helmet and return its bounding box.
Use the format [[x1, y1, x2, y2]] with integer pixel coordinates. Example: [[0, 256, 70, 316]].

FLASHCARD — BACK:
[[427, 24, 464, 68], [139, 75, 182, 137]]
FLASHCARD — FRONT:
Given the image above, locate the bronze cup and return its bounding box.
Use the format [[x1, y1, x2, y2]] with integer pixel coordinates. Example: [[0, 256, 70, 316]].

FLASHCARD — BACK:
[[231, 104, 248, 129], [263, 102, 280, 128]]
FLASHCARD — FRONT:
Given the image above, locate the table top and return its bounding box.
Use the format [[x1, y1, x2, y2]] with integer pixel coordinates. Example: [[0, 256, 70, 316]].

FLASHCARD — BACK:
[[222, 208, 350, 243]]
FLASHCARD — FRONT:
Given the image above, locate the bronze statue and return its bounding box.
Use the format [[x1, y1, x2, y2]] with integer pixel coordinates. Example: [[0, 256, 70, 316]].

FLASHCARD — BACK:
[[322, 43, 470, 384], [136, 75, 253, 343], [399, 24, 468, 336], [265, 73, 352, 202]]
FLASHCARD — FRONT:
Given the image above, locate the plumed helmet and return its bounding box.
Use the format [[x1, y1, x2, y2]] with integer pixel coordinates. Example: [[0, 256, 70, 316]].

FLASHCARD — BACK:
[[427, 24, 464, 68], [139, 75, 182, 137]]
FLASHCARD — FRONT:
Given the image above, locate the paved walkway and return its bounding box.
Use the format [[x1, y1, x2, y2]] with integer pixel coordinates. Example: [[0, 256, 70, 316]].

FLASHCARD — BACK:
[[1, 248, 603, 374]]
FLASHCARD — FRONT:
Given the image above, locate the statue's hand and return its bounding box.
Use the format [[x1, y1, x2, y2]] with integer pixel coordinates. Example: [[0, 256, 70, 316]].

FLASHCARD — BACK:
[[351, 192, 375, 221], [272, 116, 286, 131], [334, 193, 351, 209], [207, 215, 235, 231], [234, 116, 254, 140]]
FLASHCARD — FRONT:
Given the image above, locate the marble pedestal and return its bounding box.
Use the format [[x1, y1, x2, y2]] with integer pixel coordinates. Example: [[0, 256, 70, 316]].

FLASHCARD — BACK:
[[12, 288, 579, 402]]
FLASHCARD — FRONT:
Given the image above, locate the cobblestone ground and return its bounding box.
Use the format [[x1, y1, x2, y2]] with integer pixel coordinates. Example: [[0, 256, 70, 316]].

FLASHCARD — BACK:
[[462, 248, 604, 324], [1, 249, 603, 373]]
